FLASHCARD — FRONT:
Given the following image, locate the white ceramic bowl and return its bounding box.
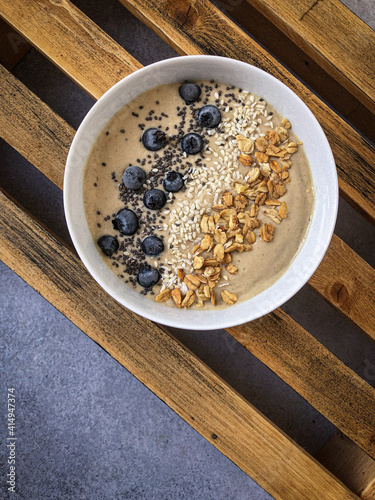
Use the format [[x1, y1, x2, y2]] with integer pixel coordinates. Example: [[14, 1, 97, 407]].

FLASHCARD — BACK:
[[64, 55, 338, 330]]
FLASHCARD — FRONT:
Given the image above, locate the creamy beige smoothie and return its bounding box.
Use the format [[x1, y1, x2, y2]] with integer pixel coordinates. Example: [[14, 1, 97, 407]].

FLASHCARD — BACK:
[[83, 80, 314, 309]]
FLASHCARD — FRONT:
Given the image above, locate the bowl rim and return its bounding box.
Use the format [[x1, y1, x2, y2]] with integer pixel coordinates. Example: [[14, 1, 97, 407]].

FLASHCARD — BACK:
[[64, 55, 338, 330]]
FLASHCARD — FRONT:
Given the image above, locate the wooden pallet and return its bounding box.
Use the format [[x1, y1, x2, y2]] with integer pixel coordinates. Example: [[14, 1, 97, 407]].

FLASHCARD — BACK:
[[0, 1, 374, 498]]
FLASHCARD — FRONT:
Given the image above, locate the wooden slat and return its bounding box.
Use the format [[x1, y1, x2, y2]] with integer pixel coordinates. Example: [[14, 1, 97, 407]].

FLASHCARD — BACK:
[[227, 310, 375, 459], [0, 190, 358, 500], [0, 65, 74, 189], [309, 234, 375, 341], [227, 1, 375, 144], [1, 67, 375, 459], [116, 0, 375, 224], [316, 431, 375, 499], [0, 0, 142, 99], [245, 0, 375, 115]]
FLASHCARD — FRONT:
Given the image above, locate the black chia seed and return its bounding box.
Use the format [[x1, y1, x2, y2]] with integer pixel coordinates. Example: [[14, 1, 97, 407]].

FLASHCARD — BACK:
[[97, 80, 227, 293]]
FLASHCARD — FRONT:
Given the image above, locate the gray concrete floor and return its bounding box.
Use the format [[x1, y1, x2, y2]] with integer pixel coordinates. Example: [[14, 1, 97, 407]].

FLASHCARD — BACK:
[[1, 1, 375, 499]]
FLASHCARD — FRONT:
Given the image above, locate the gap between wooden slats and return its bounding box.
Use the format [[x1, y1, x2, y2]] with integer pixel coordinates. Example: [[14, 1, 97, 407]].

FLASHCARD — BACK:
[[0, 189, 359, 500], [0, 18, 30, 69], [1, 65, 375, 460], [317, 431, 375, 500], [245, 0, 375, 115]]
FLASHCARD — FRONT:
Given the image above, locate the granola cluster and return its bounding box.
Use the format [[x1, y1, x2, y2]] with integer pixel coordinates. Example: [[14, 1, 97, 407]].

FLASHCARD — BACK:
[[157, 117, 299, 308]]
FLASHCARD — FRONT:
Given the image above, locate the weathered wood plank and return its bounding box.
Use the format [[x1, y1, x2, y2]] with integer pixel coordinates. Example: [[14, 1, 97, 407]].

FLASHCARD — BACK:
[[310, 234, 375, 341], [316, 431, 375, 499], [1, 67, 375, 458], [0, 189, 358, 500], [227, 1, 375, 144], [0, 0, 142, 99], [227, 309, 375, 459], [116, 0, 375, 224], [0, 65, 74, 188], [245, 0, 375, 114]]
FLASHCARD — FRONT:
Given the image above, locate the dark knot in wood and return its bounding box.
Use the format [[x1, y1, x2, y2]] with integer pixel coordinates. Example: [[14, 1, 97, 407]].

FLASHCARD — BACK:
[[165, 0, 198, 29], [330, 282, 350, 308]]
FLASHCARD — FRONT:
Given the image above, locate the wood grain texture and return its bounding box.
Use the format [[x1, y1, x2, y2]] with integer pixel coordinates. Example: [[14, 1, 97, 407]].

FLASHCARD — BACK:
[[117, 0, 375, 224], [246, 0, 375, 114], [228, 309, 375, 460], [309, 234, 375, 341], [0, 65, 74, 188], [227, 1, 375, 144], [0, 0, 142, 99], [0, 190, 359, 500], [1, 67, 375, 458], [316, 431, 375, 499]]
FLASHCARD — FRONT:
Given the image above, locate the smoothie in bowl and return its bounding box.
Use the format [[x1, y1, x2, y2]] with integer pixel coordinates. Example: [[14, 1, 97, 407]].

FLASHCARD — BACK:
[[84, 80, 314, 309], [64, 56, 337, 329]]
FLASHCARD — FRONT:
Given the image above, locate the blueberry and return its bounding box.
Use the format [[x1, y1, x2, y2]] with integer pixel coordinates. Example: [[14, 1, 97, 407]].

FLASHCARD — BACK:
[[97, 235, 119, 256], [181, 133, 204, 155], [142, 128, 167, 151], [137, 263, 160, 288], [112, 208, 139, 235], [163, 171, 184, 193], [179, 83, 201, 104], [122, 166, 146, 190], [143, 189, 167, 210], [197, 105, 221, 128], [141, 235, 164, 256]]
